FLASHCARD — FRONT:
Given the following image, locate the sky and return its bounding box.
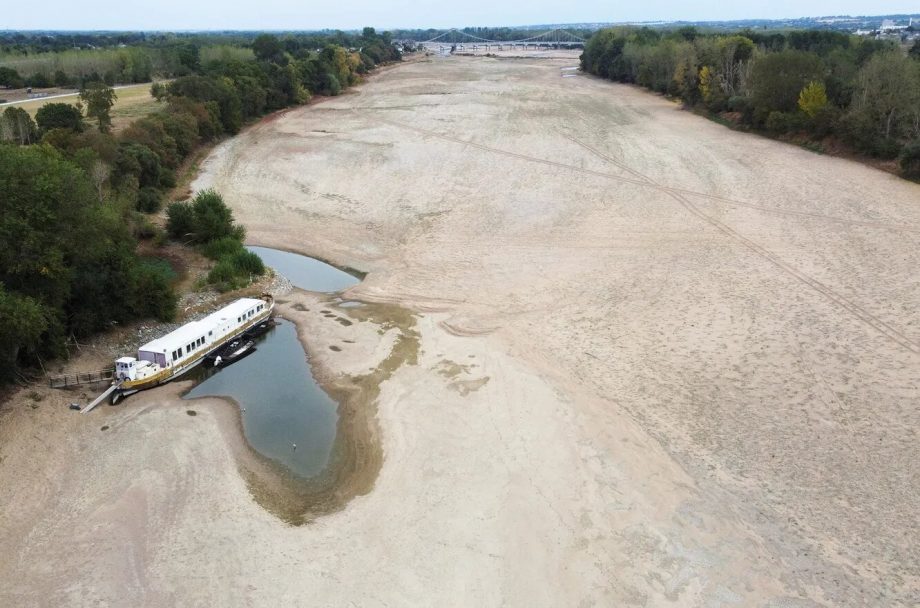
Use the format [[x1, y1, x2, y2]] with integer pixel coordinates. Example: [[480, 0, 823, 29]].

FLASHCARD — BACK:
[[3, 0, 918, 31]]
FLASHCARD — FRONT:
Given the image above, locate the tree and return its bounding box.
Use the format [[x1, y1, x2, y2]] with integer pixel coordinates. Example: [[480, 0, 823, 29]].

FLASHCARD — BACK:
[[798, 81, 829, 118], [80, 81, 117, 132], [0, 66, 24, 89], [847, 51, 920, 145], [899, 141, 920, 178], [253, 34, 284, 63], [35, 102, 84, 132], [0, 107, 38, 144], [715, 35, 755, 97], [699, 65, 715, 103], [909, 39, 920, 60], [0, 284, 47, 382], [750, 50, 824, 123]]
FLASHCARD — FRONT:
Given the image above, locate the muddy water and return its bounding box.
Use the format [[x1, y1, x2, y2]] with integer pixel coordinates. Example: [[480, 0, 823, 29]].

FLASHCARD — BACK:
[[247, 246, 361, 292], [184, 320, 338, 479]]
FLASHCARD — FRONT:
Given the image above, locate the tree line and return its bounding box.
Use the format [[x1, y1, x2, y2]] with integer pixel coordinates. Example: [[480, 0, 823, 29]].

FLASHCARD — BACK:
[[0, 29, 400, 90], [0, 29, 401, 383], [580, 27, 920, 178]]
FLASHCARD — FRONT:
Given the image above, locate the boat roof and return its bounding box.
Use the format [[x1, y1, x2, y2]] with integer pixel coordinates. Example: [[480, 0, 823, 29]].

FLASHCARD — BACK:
[[138, 298, 263, 354]]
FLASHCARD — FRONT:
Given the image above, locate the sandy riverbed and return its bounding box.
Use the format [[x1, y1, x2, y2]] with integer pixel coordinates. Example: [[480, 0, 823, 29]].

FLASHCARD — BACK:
[[2, 52, 919, 606]]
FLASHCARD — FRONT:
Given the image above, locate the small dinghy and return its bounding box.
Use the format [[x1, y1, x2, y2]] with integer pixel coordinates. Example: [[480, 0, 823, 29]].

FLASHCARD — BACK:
[[244, 319, 276, 340], [211, 339, 257, 367]]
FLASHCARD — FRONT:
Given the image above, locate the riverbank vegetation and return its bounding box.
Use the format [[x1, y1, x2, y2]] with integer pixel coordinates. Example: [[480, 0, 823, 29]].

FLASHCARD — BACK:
[[0, 28, 401, 383], [0, 28, 400, 88], [580, 27, 920, 178]]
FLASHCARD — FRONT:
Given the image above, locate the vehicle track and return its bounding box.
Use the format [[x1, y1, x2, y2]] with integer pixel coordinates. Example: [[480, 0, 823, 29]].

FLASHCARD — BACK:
[[562, 130, 920, 355], [378, 117, 920, 234], [561, 133, 920, 233], [380, 117, 920, 355]]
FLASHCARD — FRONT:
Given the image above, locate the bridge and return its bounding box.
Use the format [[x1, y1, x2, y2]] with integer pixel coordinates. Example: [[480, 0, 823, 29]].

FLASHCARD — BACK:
[[415, 28, 587, 54]]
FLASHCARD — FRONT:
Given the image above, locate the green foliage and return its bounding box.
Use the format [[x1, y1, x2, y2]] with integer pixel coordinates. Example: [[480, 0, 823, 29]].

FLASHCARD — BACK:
[[750, 51, 824, 121], [0, 66, 23, 88], [80, 80, 117, 132], [166, 189, 244, 244], [0, 144, 178, 379], [0, 283, 47, 381], [580, 26, 915, 171], [136, 186, 163, 212], [899, 141, 920, 179], [127, 259, 177, 321], [35, 103, 84, 133], [206, 249, 264, 292], [0, 27, 399, 381], [166, 200, 196, 241], [798, 81, 828, 118], [252, 34, 285, 63], [201, 235, 244, 260], [191, 189, 240, 242], [115, 142, 162, 188], [0, 107, 38, 144], [845, 51, 920, 150], [168, 75, 243, 133]]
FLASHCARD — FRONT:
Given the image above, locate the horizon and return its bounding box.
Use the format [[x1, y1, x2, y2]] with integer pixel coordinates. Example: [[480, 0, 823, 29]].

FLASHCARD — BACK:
[[3, 1, 919, 32], [2, 13, 918, 34]]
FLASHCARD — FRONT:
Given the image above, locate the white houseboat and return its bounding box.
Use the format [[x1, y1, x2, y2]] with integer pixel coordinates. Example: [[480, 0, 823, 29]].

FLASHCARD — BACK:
[[111, 294, 273, 403]]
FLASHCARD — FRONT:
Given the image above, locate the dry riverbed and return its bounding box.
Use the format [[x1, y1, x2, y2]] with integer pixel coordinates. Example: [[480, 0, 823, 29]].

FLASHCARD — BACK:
[[2, 51, 919, 607]]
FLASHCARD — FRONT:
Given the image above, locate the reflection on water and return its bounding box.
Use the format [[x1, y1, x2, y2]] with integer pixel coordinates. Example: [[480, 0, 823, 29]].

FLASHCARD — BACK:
[[184, 319, 337, 479], [247, 246, 361, 293]]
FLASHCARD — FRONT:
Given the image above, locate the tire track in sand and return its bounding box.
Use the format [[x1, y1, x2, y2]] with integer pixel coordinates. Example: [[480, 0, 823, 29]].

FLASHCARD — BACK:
[[560, 133, 920, 233], [380, 117, 920, 355], [379, 117, 920, 234]]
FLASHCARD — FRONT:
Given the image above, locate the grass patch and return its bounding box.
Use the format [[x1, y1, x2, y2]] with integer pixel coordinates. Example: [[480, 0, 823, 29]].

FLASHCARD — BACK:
[[138, 256, 178, 284]]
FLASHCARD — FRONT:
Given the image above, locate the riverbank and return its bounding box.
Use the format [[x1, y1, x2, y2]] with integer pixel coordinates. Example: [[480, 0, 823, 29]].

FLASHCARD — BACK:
[[2, 50, 918, 606], [191, 51, 920, 606]]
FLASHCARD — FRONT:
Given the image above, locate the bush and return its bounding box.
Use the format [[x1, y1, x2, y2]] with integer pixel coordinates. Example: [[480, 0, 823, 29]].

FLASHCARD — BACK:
[[166, 200, 196, 240], [229, 249, 265, 275], [205, 249, 264, 292], [128, 260, 177, 321], [28, 72, 52, 88], [899, 141, 920, 179], [201, 235, 243, 260], [133, 215, 158, 239], [765, 111, 799, 134], [35, 103, 84, 133], [136, 187, 163, 212]]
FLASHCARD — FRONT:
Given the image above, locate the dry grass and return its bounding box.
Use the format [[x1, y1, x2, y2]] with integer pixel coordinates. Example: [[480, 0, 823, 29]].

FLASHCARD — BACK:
[[2, 82, 162, 132]]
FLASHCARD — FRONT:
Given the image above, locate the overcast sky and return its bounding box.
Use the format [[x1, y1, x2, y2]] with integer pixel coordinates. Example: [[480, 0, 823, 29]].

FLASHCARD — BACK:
[[4, 0, 918, 31]]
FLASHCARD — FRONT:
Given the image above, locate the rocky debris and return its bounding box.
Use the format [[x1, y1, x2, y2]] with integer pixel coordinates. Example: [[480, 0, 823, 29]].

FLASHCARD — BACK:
[[267, 272, 293, 296]]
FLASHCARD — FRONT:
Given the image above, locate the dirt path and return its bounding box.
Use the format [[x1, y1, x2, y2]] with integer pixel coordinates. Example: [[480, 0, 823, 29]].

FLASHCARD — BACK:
[[2, 53, 918, 607]]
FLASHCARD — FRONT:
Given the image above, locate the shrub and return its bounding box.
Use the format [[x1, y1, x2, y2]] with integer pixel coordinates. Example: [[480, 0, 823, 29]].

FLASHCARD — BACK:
[[191, 189, 243, 242], [899, 141, 920, 179], [228, 249, 265, 276], [201, 235, 243, 260], [128, 260, 177, 321], [136, 187, 163, 212], [166, 200, 196, 240], [204, 247, 264, 292], [28, 72, 52, 88], [133, 215, 158, 239], [35, 103, 84, 133], [765, 111, 799, 134]]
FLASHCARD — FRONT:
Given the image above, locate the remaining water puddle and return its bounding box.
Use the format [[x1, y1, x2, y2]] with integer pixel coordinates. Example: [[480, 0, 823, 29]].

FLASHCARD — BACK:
[[184, 319, 337, 479], [247, 246, 361, 293]]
